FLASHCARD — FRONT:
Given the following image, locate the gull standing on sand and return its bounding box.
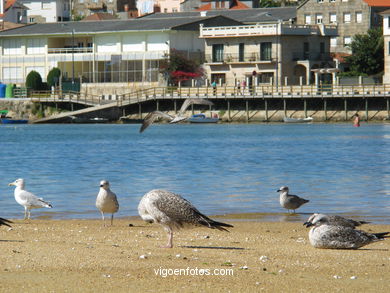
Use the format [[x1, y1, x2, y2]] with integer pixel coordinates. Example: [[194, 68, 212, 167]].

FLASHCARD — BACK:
[[8, 178, 52, 220], [96, 180, 119, 226], [277, 186, 309, 213], [305, 213, 370, 229], [139, 98, 214, 133], [0, 217, 12, 227], [304, 213, 389, 249], [138, 189, 233, 248]]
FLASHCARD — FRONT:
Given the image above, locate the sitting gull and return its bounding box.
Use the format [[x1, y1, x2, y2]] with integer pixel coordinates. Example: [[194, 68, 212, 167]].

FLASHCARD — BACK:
[[277, 186, 309, 213], [96, 180, 119, 226], [140, 98, 214, 133], [0, 217, 12, 227], [138, 189, 233, 248], [304, 213, 389, 249], [8, 178, 52, 220], [304, 213, 370, 229]]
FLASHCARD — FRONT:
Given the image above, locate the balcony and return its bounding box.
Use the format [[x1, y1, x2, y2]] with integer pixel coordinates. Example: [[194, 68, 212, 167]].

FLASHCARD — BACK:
[[205, 52, 274, 64], [292, 52, 333, 62], [48, 47, 93, 54]]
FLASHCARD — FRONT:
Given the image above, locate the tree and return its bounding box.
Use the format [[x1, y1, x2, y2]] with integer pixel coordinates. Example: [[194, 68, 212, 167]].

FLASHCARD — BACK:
[[47, 67, 61, 88], [258, 0, 281, 7], [159, 49, 203, 85], [26, 70, 43, 90], [343, 27, 384, 76]]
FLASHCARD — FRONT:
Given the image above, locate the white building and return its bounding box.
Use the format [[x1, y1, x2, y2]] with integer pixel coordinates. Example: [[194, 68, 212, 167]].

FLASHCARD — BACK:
[[382, 9, 390, 84], [20, 0, 70, 23]]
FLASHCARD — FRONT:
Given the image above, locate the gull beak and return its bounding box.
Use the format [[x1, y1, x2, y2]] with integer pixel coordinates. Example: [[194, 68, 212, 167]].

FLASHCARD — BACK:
[[8, 182, 14, 186], [277, 189, 281, 192], [100, 185, 104, 187], [303, 221, 313, 228]]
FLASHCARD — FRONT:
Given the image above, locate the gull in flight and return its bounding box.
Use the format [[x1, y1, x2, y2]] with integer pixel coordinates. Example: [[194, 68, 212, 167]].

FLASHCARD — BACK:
[[304, 213, 389, 249], [138, 189, 233, 248], [277, 186, 309, 213], [96, 180, 119, 226], [140, 98, 214, 133], [304, 213, 370, 229], [8, 178, 53, 220]]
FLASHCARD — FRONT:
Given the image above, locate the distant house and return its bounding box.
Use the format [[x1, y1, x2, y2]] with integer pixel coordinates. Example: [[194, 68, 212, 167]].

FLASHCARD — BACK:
[[20, 0, 71, 23], [73, 0, 134, 18], [81, 12, 117, 21], [0, 0, 28, 24], [0, 15, 241, 85], [382, 9, 390, 84], [181, 0, 258, 12], [297, 0, 390, 58]]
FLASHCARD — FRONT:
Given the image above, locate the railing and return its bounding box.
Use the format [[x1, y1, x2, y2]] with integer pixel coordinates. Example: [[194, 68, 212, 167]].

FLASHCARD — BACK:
[[48, 47, 93, 54], [292, 52, 333, 61], [205, 53, 272, 63]]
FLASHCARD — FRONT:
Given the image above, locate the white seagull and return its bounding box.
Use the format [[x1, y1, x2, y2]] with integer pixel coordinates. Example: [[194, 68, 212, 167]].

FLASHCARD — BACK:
[[138, 189, 233, 248], [304, 213, 389, 249], [96, 180, 119, 226], [304, 213, 370, 229], [8, 178, 52, 220], [277, 186, 309, 213], [139, 98, 214, 133]]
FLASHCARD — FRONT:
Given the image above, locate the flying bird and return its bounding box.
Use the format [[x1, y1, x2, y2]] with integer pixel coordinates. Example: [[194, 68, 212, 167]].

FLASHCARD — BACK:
[[277, 186, 309, 213], [138, 189, 233, 248], [304, 213, 388, 249], [304, 213, 370, 229], [140, 98, 214, 133], [96, 180, 119, 226], [0, 217, 12, 228], [8, 178, 52, 220]]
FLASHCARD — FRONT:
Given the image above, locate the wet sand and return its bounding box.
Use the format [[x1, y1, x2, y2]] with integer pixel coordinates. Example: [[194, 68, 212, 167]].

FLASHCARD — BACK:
[[0, 217, 389, 292]]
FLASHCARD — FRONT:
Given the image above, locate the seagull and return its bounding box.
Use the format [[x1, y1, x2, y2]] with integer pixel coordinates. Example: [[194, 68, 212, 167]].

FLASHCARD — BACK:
[[8, 178, 52, 220], [304, 213, 389, 249], [0, 217, 12, 228], [277, 186, 309, 213], [96, 180, 119, 226], [139, 98, 214, 133], [304, 213, 370, 229], [138, 189, 233, 248]]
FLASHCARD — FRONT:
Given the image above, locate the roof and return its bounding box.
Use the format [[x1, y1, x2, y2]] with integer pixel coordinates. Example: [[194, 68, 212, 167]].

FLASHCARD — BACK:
[[363, 0, 390, 6], [380, 9, 390, 14], [0, 21, 25, 31], [0, 15, 242, 36], [81, 13, 118, 21], [196, 0, 249, 11], [141, 7, 297, 23]]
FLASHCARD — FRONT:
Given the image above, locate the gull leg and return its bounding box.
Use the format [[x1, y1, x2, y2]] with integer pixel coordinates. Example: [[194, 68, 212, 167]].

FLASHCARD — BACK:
[[27, 209, 31, 220], [101, 212, 106, 226], [161, 230, 173, 248], [110, 214, 114, 226], [24, 207, 28, 220]]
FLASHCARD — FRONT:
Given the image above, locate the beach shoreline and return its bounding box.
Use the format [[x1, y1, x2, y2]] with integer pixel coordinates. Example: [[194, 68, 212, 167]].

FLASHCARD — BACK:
[[1, 218, 389, 292]]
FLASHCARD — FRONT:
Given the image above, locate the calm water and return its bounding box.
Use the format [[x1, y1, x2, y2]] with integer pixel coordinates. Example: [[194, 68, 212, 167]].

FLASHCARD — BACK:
[[0, 123, 389, 223]]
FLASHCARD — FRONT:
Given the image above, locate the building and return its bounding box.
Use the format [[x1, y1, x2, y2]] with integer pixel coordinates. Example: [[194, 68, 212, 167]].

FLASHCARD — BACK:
[[0, 0, 28, 24], [0, 15, 241, 85], [21, 0, 70, 23], [382, 9, 390, 84], [297, 0, 390, 57], [72, 0, 133, 18], [181, 0, 258, 12], [201, 21, 337, 86]]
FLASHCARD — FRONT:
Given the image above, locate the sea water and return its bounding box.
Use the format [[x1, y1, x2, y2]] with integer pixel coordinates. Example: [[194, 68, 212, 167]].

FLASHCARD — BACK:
[[0, 123, 389, 223]]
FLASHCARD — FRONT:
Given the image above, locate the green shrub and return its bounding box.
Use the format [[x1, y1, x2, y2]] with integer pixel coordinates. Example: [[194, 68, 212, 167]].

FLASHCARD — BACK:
[[26, 70, 43, 90], [47, 67, 61, 88]]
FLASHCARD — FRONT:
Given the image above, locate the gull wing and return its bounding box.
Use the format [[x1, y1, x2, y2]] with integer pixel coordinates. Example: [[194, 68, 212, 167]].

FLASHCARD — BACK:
[[178, 98, 214, 116], [140, 111, 174, 133]]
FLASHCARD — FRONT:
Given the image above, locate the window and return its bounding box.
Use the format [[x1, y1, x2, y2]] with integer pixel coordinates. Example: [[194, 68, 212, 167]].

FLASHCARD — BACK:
[[172, 8, 177, 12], [330, 37, 337, 47], [29, 17, 35, 23], [330, 0, 336, 2], [316, 14, 323, 24], [343, 13, 351, 23], [356, 12, 362, 23], [344, 36, 351, 46], [329, 13, 337, 24], [238, 43, 244, 62], [27, 38, 45, 54], [260, 42, 272, 61], [79, 0, 84, 2], [212, 44, 224, 62], [320, 42, 325, 53], [304, 14, 311, 25], [17, 12, 21, 23], [303, 42, 309, 59], [318, 0, 324, 2], [164, 8, 168, 12]]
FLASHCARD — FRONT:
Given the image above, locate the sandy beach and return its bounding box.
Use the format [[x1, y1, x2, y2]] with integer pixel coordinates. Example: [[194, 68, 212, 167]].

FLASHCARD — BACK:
[[0, 216, 389, 292]]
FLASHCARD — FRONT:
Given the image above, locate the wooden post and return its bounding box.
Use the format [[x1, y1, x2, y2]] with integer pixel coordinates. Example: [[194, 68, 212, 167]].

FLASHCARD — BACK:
[[174, 100, 177, 114], [304, 98, 307, 118], [264, 99, 268, 122], [227, 100, 231, 122], [246, 100, 249, 122], [283, 99, 286, 117], [344, 99, 348, 121], [365, 98, 368, 121], [139, 103, 142, 119], [324, 99, 327, 121], [156, 100, 159, 111], [387, 98, 390, 120], [191, 104, 194, 115]]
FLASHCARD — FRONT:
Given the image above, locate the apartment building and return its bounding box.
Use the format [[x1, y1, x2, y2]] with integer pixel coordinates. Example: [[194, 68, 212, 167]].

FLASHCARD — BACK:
[[382, 9, 390, 84], [0, 15, 240, 84], [200, 21, 337, 86], [297, 0, 390, 56], [21, 0, 71, 23]]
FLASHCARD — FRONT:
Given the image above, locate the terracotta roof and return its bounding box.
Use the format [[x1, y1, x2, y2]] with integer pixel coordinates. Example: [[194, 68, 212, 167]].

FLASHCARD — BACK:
[[363, 0, 390, 7], [0, 21, 25, 31], [81, 13, 117, 21], [196, 3, 211, 11], [196, 0, 249, 11], [331, 52, 350, 63]]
